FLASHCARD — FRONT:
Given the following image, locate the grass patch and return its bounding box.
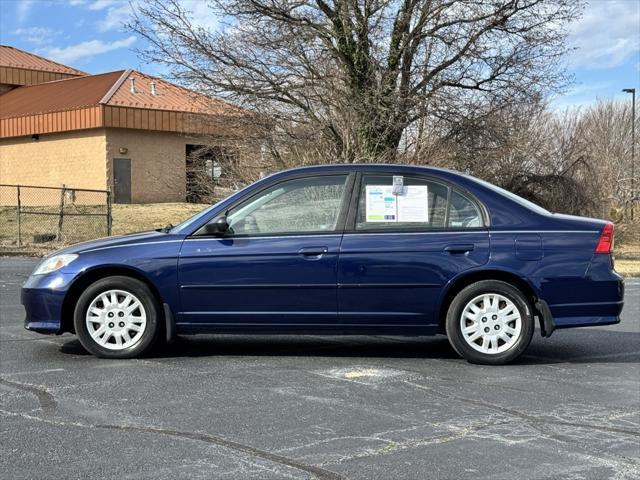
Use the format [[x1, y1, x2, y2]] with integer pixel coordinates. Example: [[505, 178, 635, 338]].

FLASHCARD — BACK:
[[0, 202, 209, 248], [0, 205, 109, 247], [614, 259, 640, 278], [111, 203, 209, 235]]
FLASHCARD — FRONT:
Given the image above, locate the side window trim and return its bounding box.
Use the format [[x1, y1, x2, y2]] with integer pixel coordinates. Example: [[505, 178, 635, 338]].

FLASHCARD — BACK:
[[344, 172, 489, 233], [334, 172, 357, 233], [192, 172, 356, 238], [344, 171, 362, 231], [444, 185, 452, 227]]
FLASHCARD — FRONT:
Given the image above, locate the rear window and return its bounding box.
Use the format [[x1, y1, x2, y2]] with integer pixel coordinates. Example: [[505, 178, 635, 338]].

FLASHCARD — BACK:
[[468, 176, 550, 215]]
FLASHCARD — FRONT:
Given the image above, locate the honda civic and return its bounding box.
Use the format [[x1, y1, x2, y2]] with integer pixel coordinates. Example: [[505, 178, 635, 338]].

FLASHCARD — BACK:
[[22, 165, 624, 364]]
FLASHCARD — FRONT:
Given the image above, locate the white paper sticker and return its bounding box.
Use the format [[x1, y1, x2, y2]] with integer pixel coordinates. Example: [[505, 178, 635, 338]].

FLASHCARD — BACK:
[[397, 185, 429, 222], [365, 185, 429, 223], [392, 176, 404, 194], [365, 185, 397, 222]]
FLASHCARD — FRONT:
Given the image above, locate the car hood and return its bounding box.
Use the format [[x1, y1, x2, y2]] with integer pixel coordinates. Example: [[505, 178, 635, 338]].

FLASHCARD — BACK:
[[48, 230, 180, 256]]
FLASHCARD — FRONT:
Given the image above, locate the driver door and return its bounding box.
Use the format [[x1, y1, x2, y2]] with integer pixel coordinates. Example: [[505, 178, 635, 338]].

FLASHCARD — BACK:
[[177, 174, 352, 328]]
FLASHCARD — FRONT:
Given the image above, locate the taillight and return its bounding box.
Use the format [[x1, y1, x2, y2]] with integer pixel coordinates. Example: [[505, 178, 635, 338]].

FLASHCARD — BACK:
[[595, 222, 614, 254]]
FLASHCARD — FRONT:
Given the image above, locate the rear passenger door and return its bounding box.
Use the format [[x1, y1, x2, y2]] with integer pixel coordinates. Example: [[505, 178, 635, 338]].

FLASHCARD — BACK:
[[337, 173, 490, 327]]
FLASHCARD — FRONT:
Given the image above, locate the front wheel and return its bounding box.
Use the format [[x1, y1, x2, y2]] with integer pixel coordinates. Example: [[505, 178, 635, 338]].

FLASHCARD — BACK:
[[445, 280, 534, 365], [73, 276, 161, 358]]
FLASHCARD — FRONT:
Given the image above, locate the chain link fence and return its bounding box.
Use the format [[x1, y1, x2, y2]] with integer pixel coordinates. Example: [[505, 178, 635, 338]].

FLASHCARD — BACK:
[[0, 184, 111, 248]]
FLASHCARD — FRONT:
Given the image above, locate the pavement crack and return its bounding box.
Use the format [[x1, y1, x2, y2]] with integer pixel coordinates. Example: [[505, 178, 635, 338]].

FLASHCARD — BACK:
[[98, 424, 343, 480], [0, 408, 342, 480], [0, 377, 57, 414], [404, 380, 640, 438], [313, 418, 514, 466]]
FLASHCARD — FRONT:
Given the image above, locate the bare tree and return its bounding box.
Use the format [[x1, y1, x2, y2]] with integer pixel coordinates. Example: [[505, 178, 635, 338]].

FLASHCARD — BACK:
[[579, 99, 637, 218], [129, 0, 582, 162]]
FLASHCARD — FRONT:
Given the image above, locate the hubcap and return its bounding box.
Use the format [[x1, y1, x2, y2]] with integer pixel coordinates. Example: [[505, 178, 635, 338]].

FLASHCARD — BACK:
[[459, 293, 522, 355], [85, 289, 147, 350]]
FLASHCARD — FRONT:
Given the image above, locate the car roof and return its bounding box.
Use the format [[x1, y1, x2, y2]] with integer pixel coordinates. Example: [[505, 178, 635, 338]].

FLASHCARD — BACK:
[[273, 164, 472, 183], [279, 164, 453, 175]]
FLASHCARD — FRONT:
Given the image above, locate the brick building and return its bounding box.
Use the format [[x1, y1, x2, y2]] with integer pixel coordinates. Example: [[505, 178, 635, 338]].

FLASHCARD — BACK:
[[0, 45, 243, 203]]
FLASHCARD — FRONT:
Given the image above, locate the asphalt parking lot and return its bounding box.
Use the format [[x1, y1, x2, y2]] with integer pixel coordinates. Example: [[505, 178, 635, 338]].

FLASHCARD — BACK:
[[1, 257, 639, 480]]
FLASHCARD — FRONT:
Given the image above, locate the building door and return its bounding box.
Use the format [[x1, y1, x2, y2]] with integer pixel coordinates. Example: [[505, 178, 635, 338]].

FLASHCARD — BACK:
[[113, 158, 131, 204]]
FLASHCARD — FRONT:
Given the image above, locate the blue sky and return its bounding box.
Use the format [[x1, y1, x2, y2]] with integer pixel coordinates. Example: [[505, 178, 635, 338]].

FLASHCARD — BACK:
[[0, 0, 638, 109]]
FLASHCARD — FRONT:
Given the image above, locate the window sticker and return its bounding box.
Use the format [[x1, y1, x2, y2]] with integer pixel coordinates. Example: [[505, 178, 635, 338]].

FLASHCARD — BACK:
[[365, 184, 429, 223], [397, 185, 429, 222], [365, 185, 397, 222], [392, 175, 404, 194]]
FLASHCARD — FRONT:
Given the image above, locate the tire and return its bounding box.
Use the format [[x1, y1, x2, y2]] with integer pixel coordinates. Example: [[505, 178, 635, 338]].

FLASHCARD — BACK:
[[73, 276, 161, 358], [445, 280, 534, 365]]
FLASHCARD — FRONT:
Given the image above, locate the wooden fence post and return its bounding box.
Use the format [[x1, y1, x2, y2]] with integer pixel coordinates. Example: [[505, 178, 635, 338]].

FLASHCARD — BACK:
[[16, 185, 21, 248], [57, 184, 65, 241]]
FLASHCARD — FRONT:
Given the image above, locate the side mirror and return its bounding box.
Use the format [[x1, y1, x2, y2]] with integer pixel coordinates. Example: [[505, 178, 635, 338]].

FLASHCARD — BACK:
[[203, 216, 229, 236]]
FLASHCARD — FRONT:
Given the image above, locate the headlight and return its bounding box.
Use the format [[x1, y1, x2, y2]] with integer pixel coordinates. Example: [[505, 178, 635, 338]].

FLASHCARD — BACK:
[[33, 254, 78, 275]]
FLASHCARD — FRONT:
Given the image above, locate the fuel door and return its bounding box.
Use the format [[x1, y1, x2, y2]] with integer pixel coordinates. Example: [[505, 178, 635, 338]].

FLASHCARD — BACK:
[[515, 234, 543, 261]]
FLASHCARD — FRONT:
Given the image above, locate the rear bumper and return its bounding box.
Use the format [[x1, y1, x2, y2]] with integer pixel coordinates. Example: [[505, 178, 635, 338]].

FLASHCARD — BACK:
[[538, 258, 624, 329], [553, 315, 621, 329], [21, 272, 75, 334]]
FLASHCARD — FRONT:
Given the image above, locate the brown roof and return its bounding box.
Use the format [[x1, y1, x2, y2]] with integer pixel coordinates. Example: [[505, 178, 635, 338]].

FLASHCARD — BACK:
[[0, 69, 240, 119], [0, 45, 86, 76], [0, 68, 247, 138], [105, 71, 234, 114], [0, 71, 125, 118]]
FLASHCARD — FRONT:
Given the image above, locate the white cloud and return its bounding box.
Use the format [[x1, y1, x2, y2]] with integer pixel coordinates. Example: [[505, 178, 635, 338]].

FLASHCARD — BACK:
[[70, 0, 218, 34], [568, 0, 640, 69], [97, 2, 134, 32], [66, 0, 134, 31], [13, 26, 61, 46], [88, 0, 122, 11], [16, 0, 35, 24], [42, 36, 136, 64], [184, 0, 220, 30]]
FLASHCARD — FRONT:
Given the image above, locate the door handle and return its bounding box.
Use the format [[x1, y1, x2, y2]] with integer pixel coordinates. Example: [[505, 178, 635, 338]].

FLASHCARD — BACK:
[[444, 244, 475, 254], [298, 247, 329, 257]]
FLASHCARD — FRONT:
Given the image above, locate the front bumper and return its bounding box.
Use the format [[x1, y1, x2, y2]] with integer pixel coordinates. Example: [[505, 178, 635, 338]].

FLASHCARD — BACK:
[[22, 272, 76, 334]]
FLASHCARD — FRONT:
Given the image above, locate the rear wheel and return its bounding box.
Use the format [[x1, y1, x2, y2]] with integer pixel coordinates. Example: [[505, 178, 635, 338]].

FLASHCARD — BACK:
[[74, 276, 160, 358], [445, 280, 534, 365]]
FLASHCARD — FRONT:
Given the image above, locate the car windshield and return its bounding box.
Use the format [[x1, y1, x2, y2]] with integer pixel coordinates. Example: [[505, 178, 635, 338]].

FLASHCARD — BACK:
[[169, 178, 269, 234], [169, 203, 220, 234]]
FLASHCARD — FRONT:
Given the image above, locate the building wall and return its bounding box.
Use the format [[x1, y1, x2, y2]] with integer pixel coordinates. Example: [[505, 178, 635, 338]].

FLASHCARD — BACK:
[[0, 128, 107, 188], [0, 127, 206, 205], [105, 128, 192, 203]]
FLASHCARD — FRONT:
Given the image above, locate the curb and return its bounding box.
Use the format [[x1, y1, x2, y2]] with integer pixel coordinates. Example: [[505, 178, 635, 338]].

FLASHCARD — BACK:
[[0, 250, 44, 257]]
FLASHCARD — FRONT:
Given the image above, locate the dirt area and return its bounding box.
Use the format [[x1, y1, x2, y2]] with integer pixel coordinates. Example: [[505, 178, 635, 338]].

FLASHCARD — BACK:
[[111, 202, 209, 235], [614, 259, 640, 277]]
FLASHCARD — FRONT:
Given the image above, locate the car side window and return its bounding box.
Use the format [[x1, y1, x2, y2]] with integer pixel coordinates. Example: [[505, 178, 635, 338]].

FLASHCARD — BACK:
[[225, 175, 349, 235], [448, 190, 483, 228], [355, 175, 449, 230]]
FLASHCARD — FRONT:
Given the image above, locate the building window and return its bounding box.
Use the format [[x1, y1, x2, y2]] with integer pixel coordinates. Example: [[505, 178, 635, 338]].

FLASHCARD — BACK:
[[186, 144, 232, 203]]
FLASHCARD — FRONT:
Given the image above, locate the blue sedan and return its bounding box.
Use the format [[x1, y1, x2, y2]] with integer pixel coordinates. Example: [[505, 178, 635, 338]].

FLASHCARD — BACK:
[[22, 165, 624, 364]]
